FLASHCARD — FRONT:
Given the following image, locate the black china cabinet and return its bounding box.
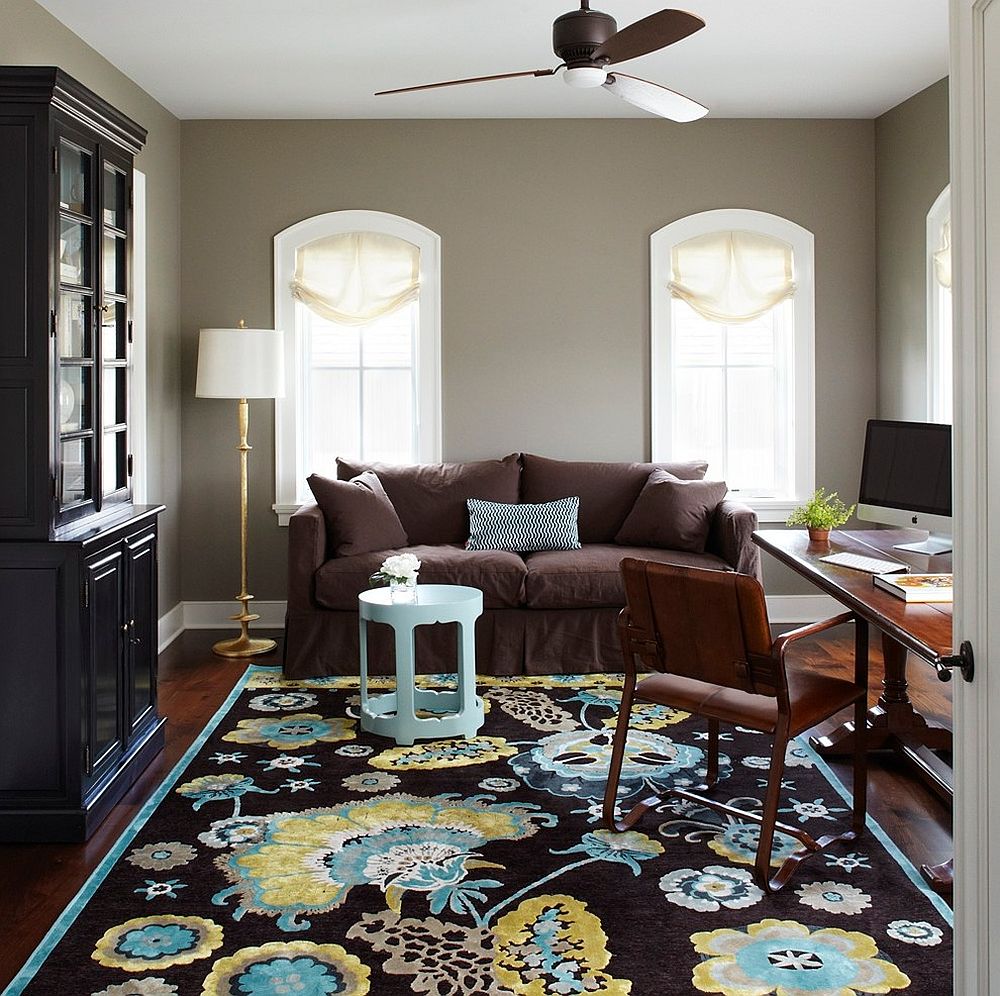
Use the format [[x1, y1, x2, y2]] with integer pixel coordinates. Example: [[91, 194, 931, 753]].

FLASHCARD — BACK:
[[0, 67, 165, 840]]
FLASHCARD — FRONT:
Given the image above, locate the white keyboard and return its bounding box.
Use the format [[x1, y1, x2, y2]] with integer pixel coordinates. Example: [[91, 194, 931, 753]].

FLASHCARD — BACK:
[[820, 551, 910, 575]]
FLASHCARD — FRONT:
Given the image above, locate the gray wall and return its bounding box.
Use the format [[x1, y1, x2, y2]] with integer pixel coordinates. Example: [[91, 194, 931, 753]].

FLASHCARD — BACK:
[[875, 78, 950, 420], [180, 118, 877, 601], [1, 0, 183, 611]]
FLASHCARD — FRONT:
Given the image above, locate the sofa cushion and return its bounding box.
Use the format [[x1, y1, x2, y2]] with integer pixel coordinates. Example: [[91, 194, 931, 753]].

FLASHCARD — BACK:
[[467, 497, 581, 552], [615, 471, 729, 553], [523, 543, 731, 609], [314, 544, 528, 611], [337, 455, 521, 546], [307, 471, 408, 557], [519, 454, 709, 543]]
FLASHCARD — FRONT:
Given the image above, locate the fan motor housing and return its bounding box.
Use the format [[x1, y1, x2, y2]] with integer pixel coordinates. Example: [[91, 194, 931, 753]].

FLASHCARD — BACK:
[[552, 8, 618, 66]]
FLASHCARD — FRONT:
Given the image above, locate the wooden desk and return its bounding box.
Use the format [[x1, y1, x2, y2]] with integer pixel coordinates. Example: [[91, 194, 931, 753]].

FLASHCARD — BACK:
[[754, 528, 953, 888]]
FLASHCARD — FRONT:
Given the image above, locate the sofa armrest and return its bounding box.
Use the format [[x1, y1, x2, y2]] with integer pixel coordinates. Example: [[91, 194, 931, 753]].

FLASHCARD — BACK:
[[288, 502, 328, 609], [707, 500, 760, 580]]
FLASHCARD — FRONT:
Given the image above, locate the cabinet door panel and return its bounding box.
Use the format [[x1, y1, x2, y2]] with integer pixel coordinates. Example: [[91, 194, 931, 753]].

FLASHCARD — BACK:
[[126, 530, 157, 736], [86, 548, 124, 780]]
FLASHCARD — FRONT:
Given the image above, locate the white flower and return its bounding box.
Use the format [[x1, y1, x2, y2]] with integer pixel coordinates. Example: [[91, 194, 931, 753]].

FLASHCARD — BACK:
[[886, 919, 944, 946], [379, 553, 421, 581], [796, 880, 872, 915]]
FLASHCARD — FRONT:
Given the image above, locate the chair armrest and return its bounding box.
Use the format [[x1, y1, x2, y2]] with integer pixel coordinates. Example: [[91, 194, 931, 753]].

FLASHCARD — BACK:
[[770, 611, 856, 659], [707, 500, 761, 579], [287, 502, 328, 609]]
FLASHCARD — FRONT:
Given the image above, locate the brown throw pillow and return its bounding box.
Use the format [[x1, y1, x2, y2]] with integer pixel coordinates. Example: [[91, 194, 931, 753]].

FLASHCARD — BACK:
[[615, 470, 728, 553], [307, 471, 408, 558]]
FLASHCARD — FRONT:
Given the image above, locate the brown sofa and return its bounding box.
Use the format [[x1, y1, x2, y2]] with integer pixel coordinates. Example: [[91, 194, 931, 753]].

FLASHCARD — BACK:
[[284, 453, 760, 678]]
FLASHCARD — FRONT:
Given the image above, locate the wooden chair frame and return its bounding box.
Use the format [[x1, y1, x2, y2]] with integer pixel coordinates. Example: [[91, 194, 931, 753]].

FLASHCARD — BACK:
[[603, 587, 869, 894]]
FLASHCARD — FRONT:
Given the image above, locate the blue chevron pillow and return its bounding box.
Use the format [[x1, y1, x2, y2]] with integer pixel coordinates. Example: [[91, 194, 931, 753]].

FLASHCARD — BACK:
[[466, 497, 581, 552]]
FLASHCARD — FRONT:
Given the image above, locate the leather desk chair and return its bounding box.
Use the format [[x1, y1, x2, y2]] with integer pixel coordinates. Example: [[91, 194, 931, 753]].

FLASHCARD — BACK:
[[604, 558, 869, 892]]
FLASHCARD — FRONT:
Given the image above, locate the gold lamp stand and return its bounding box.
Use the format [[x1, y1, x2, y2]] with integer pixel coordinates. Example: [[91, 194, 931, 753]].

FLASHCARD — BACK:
[[196, 321, 284, 658], [213, 396, 276, 658]]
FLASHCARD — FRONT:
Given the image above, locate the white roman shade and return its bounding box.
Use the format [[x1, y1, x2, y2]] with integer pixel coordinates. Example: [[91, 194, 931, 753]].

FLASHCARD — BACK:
[[933, 218, 952, 289], [291, 231, 420, 326], [669, 230, 796, 324]]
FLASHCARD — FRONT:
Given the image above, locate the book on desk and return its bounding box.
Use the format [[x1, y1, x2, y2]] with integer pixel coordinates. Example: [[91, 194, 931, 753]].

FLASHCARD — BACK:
[[873, 572, 954, 603]]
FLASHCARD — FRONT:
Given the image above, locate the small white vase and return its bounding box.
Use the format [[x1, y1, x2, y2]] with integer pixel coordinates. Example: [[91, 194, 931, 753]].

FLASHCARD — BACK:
[[389, 577, 418, 603]]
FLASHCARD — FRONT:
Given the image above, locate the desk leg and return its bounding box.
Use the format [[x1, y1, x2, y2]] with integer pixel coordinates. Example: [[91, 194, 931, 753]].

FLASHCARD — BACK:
[[810, 633, 952, 755]]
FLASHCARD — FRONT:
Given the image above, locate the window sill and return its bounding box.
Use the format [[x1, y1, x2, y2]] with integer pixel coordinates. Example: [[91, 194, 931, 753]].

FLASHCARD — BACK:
[[727, 496, 801, 523], [274, 502, 301, 527]]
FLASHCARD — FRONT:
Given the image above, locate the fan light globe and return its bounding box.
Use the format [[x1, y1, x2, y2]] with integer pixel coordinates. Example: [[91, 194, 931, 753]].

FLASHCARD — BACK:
[[563, 66, 608, 88]]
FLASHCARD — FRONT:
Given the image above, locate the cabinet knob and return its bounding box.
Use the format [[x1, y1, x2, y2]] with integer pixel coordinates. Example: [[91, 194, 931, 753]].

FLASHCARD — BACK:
[[129, 619, 141, 646]]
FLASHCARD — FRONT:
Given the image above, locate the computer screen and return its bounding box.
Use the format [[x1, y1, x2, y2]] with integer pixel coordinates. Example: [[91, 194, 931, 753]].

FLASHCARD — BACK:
[[857, 419, 952, 554]]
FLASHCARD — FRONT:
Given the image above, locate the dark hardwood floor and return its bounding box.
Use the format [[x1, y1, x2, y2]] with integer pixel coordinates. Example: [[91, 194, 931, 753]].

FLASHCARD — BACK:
[[0, 625, 953, 990]]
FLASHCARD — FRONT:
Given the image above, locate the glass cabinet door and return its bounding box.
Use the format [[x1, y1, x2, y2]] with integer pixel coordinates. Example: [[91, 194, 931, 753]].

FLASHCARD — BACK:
[[100, 161, 130, 504], [57, 137, 97, 517], [55, 140, 134, 523]]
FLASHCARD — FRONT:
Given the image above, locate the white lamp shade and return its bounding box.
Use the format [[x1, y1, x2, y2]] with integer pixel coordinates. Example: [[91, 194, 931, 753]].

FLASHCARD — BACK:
[[196, 327, 286, 399]]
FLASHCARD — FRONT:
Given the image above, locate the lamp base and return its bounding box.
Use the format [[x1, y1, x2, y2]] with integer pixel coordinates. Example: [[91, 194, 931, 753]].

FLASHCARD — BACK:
[[212, 632, 277, 658]]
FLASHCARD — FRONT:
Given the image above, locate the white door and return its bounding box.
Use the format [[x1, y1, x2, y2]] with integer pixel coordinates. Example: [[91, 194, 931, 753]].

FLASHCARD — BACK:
[[951, 0, 1000, 990]]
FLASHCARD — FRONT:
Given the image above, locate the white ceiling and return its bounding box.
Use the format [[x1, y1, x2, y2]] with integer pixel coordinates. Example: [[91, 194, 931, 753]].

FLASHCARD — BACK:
[[37, 0, 949, 120]]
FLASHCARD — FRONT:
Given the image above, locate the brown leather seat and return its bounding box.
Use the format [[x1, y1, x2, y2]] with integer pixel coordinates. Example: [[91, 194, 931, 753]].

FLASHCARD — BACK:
[[604, 558, 869, 893]]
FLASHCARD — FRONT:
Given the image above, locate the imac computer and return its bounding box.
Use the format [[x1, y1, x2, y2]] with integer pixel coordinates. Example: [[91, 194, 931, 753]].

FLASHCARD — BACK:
[[857, 419, 952, 555]]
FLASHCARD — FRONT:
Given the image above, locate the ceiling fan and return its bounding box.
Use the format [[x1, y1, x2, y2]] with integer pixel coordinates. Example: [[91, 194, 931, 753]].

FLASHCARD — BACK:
[[375, 2, 708, 123]]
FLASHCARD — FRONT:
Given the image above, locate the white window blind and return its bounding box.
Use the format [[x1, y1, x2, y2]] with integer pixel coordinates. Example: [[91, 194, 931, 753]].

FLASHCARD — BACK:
[[651, 210, 815, 520], [273, 211, 441, 524]]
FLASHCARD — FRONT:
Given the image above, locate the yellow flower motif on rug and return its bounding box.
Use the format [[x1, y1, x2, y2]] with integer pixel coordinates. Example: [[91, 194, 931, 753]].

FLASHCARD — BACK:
[[493, 895, 631, 995], [211, 794, 554, 931], [369, 736, 516, 770], [222, 713, 355, 749], [92, 915, 223, 972], [691, 918, 910, 995], [200, 940, 370, 995]]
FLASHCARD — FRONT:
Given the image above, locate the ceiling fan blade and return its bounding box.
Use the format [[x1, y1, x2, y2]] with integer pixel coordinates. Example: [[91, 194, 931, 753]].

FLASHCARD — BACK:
[[602, 72, 707, 122], [593, 9, 704, 66], [376, 68, 557, 96]]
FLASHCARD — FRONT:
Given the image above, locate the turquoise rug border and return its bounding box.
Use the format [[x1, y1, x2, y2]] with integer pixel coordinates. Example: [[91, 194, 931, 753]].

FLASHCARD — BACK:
[[1, 663, 263, 996], [1, 666, 952, 994], [800, 737, 954, 925]]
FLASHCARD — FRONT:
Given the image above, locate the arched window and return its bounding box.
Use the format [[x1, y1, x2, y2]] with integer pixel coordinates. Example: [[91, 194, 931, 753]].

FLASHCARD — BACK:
[[273, 210, 441, 524], [650, 209, 815, 519], [926, 186, 952, 423]]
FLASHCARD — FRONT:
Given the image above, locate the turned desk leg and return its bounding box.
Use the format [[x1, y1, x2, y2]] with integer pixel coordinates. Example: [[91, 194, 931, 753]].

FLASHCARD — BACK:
[[811, 632, 952, 755]]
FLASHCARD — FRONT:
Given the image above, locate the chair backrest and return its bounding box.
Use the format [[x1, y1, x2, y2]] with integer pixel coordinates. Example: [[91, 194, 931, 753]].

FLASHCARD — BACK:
[[620, 558, 779, 696]]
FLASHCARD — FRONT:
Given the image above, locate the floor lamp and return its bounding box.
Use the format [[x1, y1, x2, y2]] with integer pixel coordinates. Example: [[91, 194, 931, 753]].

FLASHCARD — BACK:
[[196, 322, 285, 657]]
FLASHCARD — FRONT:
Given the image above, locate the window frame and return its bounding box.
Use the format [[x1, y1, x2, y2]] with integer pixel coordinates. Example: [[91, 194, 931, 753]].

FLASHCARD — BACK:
[[650, 208, 815, 521], [926, 185, 952, 424], [272, 210, 441, 525]]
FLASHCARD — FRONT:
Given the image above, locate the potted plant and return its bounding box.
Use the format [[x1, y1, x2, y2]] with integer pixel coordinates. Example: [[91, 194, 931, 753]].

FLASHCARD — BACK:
[[786, 488, 856, 544]]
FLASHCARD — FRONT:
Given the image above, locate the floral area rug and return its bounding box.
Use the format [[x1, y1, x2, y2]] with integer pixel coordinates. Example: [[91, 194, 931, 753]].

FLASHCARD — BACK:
[[6, 667, 952, 996]]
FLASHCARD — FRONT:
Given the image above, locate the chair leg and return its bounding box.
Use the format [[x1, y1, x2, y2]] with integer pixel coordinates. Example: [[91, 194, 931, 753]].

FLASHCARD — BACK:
[[754, 722, 790, 893], [705, 717, 720, 790], [603, 672, 636, 832], [852, 617, 869, 833]]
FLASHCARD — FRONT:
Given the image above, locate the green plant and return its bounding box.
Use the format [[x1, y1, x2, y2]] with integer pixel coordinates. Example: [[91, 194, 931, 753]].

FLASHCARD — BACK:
[[786, 488, 856, 530]]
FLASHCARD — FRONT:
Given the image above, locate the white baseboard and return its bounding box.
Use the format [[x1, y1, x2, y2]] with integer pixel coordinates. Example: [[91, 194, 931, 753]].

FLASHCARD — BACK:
[[158, 594, 838, 652], [157, 600, 287, 653], [157, 603, 185, 653], [765, 594, 843, 624]]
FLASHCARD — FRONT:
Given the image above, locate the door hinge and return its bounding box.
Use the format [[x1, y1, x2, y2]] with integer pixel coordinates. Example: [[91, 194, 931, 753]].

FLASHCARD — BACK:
[[50, 310, 57, 338], [84, 743, 91, 772], [128, 185, 133, 209], [127, 319, 133, 344], [52, 145, 58, 174], [127, 453, 134, 477], [51, 473, 58, 499], [937, 640, 974, 683], [82, 578, 90, 609]]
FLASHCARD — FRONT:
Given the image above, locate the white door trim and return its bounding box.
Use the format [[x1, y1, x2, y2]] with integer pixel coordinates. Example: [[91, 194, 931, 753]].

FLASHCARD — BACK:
[[950, 0, 997, 989]]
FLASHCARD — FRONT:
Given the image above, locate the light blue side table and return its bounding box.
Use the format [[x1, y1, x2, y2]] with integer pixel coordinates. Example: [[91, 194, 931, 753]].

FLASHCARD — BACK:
[[357, 583, 485, 745]]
